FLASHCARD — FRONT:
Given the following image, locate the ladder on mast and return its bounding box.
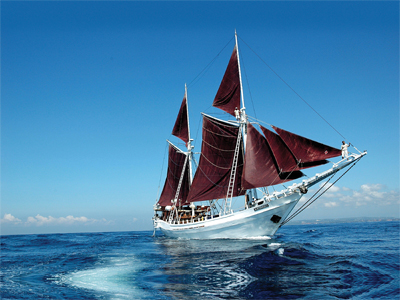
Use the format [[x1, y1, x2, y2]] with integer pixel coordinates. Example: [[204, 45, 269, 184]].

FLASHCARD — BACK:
[[223, 31, 246, 215], [168, 154, 188, 223], [224, 126, 242, 215]]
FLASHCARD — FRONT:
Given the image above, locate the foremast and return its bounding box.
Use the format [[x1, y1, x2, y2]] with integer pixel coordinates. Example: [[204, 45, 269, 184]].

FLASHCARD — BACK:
[[157, 85, 193, 215], [172, 84, 194, 207], [167, 84, 195, 221]]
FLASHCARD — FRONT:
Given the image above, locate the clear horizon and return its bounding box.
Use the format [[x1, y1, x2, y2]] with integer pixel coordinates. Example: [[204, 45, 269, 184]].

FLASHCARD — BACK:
[[2, 1, 399, 235]]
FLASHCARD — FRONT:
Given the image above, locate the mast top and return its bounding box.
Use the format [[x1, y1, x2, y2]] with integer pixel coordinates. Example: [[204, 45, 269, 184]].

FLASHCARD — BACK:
[[234, 31, 246, 123]]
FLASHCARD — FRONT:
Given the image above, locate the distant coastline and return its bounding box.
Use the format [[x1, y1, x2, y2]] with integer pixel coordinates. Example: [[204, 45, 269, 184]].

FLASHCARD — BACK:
[[287, 217, 399, 225]]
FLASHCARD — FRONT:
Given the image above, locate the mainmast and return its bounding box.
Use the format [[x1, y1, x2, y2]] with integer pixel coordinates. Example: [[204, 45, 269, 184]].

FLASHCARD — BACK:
[[224, 31, 248, 214], [235, 30, 246, 121], [234, 31, 256, 205], [234, 31, 249, 154], [185, 83, 194, 185]]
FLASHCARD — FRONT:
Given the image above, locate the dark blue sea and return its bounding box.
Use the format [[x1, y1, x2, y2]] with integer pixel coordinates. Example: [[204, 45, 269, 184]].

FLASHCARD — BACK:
[[1, 221, 399, 299]]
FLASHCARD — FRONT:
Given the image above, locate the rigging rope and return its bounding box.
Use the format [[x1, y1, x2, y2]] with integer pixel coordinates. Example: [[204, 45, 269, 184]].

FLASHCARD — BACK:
[[187, 37, 234, 89], [239, 47, 258, 119], [282, 174, 336, 226], [155, 142, 169, 204], [238, 36, 348, 142], [280, 160, 359, 227]]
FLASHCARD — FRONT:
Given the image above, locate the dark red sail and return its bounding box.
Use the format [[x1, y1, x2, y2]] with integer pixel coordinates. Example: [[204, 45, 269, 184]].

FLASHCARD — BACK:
[[158, 144, 190, 206], [187, 115, 245, 202], [272, 125, 341, 168], [171, 95, 189, 145], [260, 125, 300, 172], [242, 124, 303, 189], [212, 46, 241, 116]]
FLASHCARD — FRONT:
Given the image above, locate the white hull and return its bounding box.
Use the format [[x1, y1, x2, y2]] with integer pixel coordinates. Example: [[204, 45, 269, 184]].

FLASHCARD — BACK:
[[154, 192, 302, 239], [153, 152, 367, 239]]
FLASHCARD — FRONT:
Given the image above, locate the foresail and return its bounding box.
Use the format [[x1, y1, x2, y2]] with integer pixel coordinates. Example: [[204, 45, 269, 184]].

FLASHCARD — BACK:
[[212, 46, 241, 116], [272, 125, 342, 168], [171, 95, 189, 145], [158, 144, 190, 206], [186, 115, 245, 202], [260, 125, 301, 172], [242, 124, 303, 189]]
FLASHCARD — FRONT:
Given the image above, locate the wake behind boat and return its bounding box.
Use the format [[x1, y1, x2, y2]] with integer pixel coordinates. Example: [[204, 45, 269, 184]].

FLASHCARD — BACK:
[[153, 32, 367, 239]]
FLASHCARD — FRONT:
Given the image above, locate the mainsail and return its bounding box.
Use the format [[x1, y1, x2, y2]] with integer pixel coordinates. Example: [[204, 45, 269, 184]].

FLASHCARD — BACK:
[[186, 115, 245, 202], [158, 144, 190, 206]]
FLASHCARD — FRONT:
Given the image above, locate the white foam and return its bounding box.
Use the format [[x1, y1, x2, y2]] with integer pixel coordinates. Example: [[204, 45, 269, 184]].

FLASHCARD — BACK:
[[236, 236, 272, 240], [59, 255, 148, 299], [266, 242, 283, 252], [269, 242, 282, 247]]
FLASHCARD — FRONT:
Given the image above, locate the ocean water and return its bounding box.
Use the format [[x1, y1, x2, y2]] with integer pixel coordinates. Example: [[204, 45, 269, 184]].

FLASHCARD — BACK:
[[1, 221, 399, 299]]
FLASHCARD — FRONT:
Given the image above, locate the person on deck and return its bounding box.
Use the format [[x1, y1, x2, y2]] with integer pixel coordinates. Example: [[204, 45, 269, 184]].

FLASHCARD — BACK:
[[341, 141, 351, 159], [234, 107, 240, 120]]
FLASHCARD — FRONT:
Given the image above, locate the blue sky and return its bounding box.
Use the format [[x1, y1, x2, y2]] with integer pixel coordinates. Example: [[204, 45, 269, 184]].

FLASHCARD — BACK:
[[1, 1, 399, 235]]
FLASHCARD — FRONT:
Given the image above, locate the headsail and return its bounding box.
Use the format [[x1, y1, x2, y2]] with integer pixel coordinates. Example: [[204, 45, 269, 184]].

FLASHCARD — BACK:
[[242, 123, 303, 189], [260, 125, 301, 172], [212, 46, 241, 116], [158, 143, 190, 206], [271, 125, 342, 168], [186, 115, 245, 202], [171, 95, 189, 145]]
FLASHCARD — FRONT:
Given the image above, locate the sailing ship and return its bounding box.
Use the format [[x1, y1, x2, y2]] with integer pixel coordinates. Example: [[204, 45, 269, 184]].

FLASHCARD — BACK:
[[153, 32, 367, 239]]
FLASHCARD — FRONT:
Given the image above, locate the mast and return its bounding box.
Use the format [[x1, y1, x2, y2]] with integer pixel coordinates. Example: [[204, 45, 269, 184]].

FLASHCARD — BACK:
[[224, 31, 247, 214], [235, 30, 256, 202], [185, 83, 194, 185], [235, 30, 246, 119], [163, 85, 194, 209], [234, 30, 248, 148]]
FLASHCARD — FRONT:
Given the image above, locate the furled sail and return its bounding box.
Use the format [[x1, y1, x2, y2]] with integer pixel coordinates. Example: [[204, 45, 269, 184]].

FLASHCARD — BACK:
[[212, 46, 241, 116], [242, 123, 303, 189], [272, 125, 342, 168], [187, 115, 245, 202], [158, 144, 190, 206], [171, 95, 189, 145]]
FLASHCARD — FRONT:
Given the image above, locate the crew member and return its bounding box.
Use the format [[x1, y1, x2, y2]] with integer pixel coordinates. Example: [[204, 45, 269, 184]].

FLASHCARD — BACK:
[[234, 107, 240, 120], [341, 141, 351, 159]]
